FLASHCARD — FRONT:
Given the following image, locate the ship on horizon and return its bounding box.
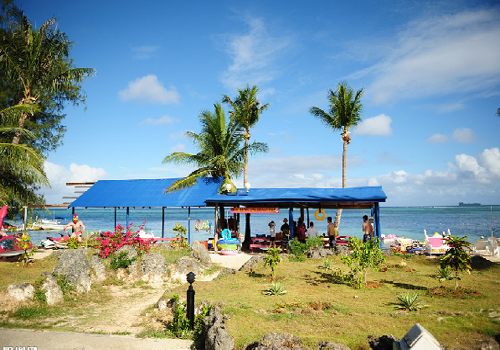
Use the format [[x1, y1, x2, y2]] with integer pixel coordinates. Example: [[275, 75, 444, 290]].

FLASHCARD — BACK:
[[459, 202, 481, 207]]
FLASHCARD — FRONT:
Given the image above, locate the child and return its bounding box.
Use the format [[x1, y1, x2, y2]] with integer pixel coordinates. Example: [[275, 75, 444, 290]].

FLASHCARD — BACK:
[[269, 221, 276, 248]]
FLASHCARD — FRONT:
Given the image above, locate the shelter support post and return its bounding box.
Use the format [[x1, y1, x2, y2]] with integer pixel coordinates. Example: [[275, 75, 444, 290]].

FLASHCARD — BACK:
[[307, 208, 310, 228], [126, 207, 129, 229], [162, 207, 165, 238], [114, 208, 117, 230], [214, 205, 218, 253], [243, 213, 251, 250], [289, 206, 294, 240], [372, 203, 382, 248], [188, 207, 191, 245]]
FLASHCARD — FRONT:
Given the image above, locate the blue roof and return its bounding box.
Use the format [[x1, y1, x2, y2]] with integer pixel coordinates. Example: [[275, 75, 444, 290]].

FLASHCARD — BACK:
[[205, 186, 386, 208], [68, 178, 222, 208]]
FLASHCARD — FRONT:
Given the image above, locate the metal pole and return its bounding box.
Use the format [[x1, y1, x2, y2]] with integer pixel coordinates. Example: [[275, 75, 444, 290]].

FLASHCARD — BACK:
[[126, 207, 129, 229], [114, 207, 117, 230], [186, 272, 196, 329]]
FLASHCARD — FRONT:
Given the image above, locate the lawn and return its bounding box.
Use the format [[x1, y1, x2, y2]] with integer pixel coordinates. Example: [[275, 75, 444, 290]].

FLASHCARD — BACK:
[[166, 253, 500, 349], [1, 249, 499, 349]]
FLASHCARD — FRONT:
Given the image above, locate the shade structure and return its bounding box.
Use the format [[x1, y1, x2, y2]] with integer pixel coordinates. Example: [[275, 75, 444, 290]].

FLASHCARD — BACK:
[[204, 186, 387, 209], [68, 177, 223, 208]]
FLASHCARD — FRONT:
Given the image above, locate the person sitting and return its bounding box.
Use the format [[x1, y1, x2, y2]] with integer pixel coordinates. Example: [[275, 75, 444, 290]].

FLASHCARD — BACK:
[[63, 213, 85, 242]]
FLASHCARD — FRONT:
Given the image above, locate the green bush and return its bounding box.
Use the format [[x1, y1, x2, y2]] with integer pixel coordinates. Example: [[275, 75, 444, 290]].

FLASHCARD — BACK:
[[110, 251, 137, 270]]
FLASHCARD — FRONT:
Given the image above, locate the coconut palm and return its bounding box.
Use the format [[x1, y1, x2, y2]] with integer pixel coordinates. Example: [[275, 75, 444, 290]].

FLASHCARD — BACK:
[[0, 103, 49, 206], [0, 7, 95, 145], [309, 82, 363, 227], [222, 85, 270, 187], [163, 103, 261, 193]]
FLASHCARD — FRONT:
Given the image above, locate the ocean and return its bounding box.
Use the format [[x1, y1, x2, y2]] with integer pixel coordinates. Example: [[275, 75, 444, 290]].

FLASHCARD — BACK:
[[12, 205, 500, 246]]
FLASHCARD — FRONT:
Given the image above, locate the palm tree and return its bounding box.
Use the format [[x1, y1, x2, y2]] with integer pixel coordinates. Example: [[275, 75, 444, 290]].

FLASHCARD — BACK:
[[163, 103, 250, 193], [0, 103, 50, 206], [310, 81, 364, 227], [222, 85, 270, 187], [0, 7, 95, 145]]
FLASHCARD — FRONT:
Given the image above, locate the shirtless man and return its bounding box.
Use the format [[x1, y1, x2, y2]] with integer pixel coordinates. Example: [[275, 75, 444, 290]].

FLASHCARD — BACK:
[[63, 213, 85, 242], [362, 215, 374, 242], [327, 217, 338, 250]]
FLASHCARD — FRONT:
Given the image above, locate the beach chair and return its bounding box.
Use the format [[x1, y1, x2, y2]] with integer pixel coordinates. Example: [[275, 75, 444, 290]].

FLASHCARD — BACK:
[[472, 240, 490, 255], [488, 237, 500, 257]]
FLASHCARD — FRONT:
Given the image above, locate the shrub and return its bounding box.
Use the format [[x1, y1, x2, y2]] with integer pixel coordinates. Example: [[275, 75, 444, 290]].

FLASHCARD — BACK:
[[340, 237, 386, 288], [94, 223, 153, 258], [110, 251, 137, 270], [394, 292, 427, 311], [263, 247, 283, 280], [167, 293, 210, 342], [440, 235, 473, 290], [262, 282, 287, 296]]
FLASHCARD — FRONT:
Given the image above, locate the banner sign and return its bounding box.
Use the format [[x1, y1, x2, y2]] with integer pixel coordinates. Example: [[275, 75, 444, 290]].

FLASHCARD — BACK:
[[230, 207, 280, 214]]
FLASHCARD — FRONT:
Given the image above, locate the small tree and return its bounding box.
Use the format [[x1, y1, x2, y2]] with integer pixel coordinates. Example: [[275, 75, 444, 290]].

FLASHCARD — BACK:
[[440, 235, 472, 290], [263, 247, 282, 281], [340, 237, 386, 288], [15, 232, 35, 266]]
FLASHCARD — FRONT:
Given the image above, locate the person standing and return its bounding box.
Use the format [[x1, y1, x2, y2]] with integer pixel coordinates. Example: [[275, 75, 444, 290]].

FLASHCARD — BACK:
[[269, 221, 276, 248], [306, 222, 319, 238], [280, 218, 290, 251], [327, 217, 338, 250], [362, 215, 374, 242]]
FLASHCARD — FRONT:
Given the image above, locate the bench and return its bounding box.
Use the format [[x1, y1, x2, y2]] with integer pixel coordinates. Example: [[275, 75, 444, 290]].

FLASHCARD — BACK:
[[249, 243, 269, 253]]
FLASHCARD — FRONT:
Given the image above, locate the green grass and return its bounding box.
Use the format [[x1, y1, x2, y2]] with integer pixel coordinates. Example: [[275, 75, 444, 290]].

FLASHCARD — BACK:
[[1, 249, 499, 349]]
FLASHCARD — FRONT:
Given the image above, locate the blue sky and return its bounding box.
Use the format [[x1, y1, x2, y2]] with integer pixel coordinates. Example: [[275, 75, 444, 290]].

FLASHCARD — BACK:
[[19, 0, 500, 207]]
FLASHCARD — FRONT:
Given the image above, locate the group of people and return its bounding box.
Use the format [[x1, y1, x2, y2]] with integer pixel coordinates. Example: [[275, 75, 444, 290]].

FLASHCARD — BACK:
[[268, 214, 375, 249]]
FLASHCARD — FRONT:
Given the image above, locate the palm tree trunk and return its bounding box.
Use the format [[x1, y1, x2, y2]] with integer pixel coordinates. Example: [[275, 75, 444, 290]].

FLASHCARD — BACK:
[[244, 132, 249, 185], [11, 111, 29, 145], [334, 138, 348, 227]]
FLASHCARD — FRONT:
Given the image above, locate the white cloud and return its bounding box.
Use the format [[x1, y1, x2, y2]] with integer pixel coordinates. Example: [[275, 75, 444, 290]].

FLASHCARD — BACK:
[[118, 75, 180, 104], [359, 9, 500, 104], [354, 114, 392, 136], [170, 143, 186, 152], [220, 17, 292, 90], [452, 127, 476, 143], [140, 115, 178, 125], [427, 133, 449, 144], [131, 45, 160, 60], [40, 162, 107, 204]]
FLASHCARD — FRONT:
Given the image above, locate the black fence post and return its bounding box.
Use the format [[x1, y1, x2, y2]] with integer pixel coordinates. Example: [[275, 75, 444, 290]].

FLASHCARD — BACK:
[[186, 272, 196, 329]]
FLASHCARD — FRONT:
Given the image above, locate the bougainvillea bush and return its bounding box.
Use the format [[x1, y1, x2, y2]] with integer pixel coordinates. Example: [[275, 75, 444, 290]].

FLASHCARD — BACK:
[[95, 222, 153, 258]]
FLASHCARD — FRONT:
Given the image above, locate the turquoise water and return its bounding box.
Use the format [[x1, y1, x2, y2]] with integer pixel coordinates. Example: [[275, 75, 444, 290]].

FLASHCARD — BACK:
[[11, 206, 500, 246]]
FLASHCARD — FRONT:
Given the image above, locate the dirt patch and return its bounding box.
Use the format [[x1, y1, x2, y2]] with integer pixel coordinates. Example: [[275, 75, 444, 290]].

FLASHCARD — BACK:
[[428, 286, 481, 299], [365, 281, 384, 289]]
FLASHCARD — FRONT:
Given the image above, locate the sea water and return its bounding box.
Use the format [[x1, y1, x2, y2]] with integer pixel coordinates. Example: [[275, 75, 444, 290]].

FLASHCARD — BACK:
[[11, 206, 500, 246]]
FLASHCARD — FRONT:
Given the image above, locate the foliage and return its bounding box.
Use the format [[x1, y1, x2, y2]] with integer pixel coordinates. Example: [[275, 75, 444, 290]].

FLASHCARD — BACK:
[[166, 293, 211, 343], [263, 247, 282, 280], [320, 259, 334, 270], [440, 235, 473, 290], [94, 223, 153, 258], [163, 103, 248, 193], [110, 251, 137, 270], [262, 282, 287, 296], [66, 236, 82, 250], [436, 266, 454, 281], [394, 293, 428, 311], [340, 237, 386, 288], [15, 231, 35, 265], [0, 104, 49, 206], [289, 236, 324, 259], [171, 223, 190, 249], [309, 81, 364, 227], [222, 84, 270, 185]]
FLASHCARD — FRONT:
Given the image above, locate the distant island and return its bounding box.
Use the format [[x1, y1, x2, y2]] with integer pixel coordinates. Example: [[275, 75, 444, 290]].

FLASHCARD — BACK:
[[459, 202, 481, 207]]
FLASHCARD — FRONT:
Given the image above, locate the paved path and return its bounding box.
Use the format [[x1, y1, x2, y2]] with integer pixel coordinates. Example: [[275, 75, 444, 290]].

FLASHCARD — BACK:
[[0, 328, 193, 350]]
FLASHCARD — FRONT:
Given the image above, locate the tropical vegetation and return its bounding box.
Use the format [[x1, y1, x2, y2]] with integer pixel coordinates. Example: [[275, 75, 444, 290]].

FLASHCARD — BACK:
[[309, 82, 364, 227], [0, 1, 95, 210], [440, 235, 473, 290], [163, 103, 247, 193], [222, 84, 270, 187]]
